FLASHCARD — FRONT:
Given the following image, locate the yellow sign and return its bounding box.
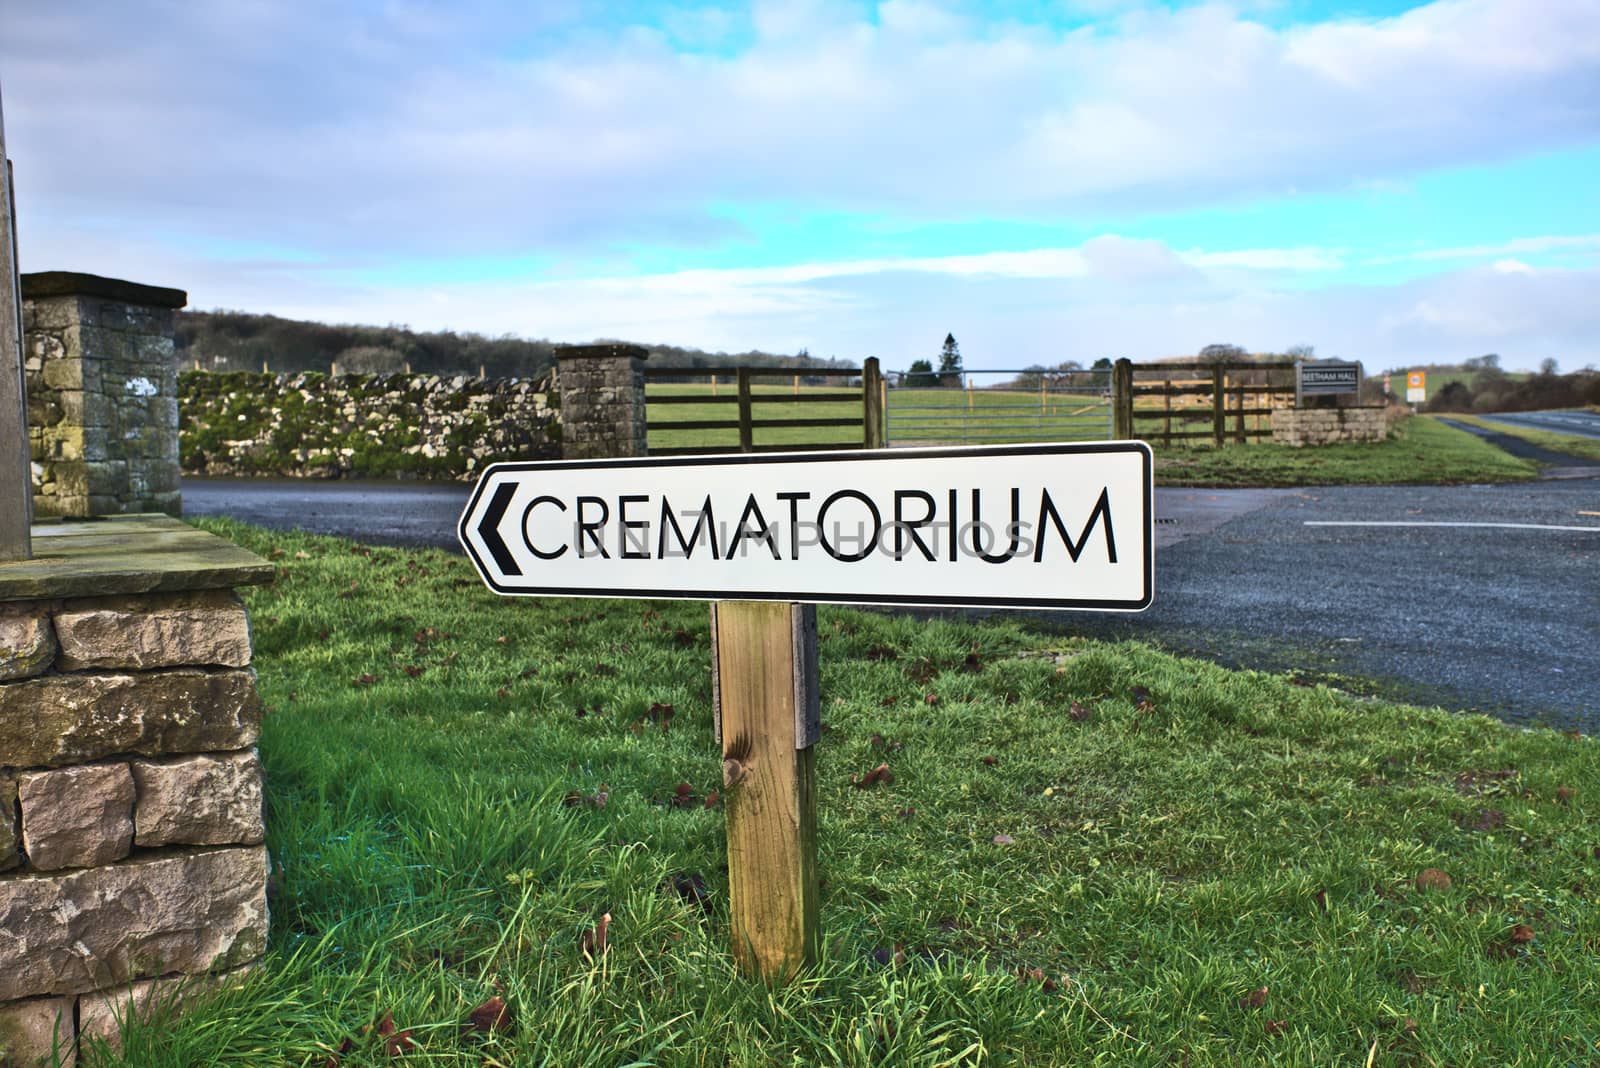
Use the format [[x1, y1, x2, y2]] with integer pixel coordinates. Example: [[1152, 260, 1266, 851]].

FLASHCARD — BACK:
[[1407, 372, 1425, 389]]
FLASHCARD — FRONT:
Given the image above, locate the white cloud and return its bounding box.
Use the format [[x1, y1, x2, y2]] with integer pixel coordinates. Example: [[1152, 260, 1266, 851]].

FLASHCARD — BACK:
[[3, 0, 1598, 260]]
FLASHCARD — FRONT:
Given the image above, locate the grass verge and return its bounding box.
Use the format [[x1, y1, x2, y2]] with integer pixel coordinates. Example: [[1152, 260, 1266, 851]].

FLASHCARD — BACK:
[[1433, 412, 1600, 465], [1154, 414, 1537, 487], [97, 520, 1599, 1066]]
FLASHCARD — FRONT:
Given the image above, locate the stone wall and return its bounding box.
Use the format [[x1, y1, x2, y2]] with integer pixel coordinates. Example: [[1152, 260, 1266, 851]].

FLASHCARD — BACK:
[[556, 344, 647, 459], [21, 272, 187, 518], [0, 516, 273, 1066], [1270, 406, 1389, 447], [180, 370, 558, 480]]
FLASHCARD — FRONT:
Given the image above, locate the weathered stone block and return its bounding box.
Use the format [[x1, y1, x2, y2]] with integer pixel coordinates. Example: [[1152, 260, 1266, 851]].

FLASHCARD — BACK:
[[0, 669, 264, 769], [77, 964, 253, 1055], [0, 996, 74, 1068], [0, 604, 56, 682], [132, 751, 264, 848], [0, 776, 17, 874], [55, 590, 252, 671], [18, 764, 136, 871], [0, 846, 269, 1001]]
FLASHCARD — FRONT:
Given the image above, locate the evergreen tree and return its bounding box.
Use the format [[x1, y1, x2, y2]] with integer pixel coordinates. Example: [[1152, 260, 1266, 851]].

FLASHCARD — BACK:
[[905, 358, 936, 387], [937, 333, 963, 385]]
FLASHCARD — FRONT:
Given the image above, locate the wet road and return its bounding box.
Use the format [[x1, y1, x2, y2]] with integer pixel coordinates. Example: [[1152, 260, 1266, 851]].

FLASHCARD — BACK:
[[183, 475, 1600, 730]]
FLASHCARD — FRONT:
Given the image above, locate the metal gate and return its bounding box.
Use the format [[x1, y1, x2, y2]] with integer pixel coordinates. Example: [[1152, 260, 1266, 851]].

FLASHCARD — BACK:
[[884, 368, 1112, 446]]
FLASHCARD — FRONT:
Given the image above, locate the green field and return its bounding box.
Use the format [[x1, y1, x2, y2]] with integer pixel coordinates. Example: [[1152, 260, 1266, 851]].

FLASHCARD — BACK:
[[89, 519, 1600, 1066], [648, 385, 1538, 488], [644, 384, 1111, 452]]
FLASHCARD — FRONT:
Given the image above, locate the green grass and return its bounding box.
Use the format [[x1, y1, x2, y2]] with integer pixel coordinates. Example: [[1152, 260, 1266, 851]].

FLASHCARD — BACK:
[[84, 519, 1600, 1066], [1436, 412, 1600, 465], [885, 388, 1110, 445], [1153, 415, 1538, 487], [647, 384, 868, 451]]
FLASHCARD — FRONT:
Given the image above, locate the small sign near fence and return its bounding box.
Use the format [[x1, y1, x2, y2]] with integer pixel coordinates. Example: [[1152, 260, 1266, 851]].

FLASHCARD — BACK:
[[1407, 371, 1426, 404], [460, 441, 1152, 981], [1296, 360, 1362, 402]]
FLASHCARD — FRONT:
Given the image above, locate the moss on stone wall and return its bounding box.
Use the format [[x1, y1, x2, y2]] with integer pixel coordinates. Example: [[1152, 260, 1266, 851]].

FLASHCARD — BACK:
[[179, 371, 558, 481]]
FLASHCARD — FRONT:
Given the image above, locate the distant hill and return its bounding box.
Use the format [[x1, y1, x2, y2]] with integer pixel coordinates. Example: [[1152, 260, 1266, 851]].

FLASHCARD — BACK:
[[175, 309, 856, 380]]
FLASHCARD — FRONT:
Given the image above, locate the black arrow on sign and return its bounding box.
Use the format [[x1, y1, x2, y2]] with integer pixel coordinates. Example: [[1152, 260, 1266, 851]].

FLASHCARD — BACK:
[[476, 481, 522, 576]]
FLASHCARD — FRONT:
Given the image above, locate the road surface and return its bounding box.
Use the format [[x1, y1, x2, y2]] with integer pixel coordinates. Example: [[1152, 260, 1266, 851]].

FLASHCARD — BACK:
[[183, 474, 1600, 730], [1481, 408, 1600, 440]]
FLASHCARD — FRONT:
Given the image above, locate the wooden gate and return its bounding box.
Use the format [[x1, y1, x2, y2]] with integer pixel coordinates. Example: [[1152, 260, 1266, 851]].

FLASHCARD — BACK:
[[645, 360, 883, 456]]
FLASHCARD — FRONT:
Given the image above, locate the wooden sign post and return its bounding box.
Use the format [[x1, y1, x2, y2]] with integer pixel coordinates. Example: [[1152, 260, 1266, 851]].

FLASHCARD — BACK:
[[711, 601, 820, 980], [458, 443, 1152, 983], [0, 78, 32, 562]]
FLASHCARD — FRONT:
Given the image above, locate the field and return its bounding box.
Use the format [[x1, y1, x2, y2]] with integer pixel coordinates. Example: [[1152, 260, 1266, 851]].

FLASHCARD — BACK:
[[644, 383, 1111, 452], [91, 519, 1600, 1066], [648, 384, 1538, 488]]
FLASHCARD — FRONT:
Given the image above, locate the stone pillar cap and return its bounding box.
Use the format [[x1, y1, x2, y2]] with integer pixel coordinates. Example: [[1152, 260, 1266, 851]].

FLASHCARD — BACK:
[[20, 271, 187, 309], [554, 343, 648, 361]]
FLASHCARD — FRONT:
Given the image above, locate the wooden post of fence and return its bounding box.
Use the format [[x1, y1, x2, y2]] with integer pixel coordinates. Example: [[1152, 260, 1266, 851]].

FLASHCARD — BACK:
[[711, 601, 821, 982], [1233, 386, 1245, 443], [862, 357, 884, 449], [1111, 358, 1133, 440], [0, 89, 32, 563], [1162, 380, 1171, 443], [711, 374, 718, 396], [793, 374, 799, 396], [1211, 366, 1226, 447], [736, 366, 754, 453]]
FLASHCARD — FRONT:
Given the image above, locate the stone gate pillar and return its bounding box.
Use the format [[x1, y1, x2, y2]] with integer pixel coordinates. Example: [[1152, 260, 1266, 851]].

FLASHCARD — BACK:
[[555, 343, 647, 459], [21, 271, 186, 518]]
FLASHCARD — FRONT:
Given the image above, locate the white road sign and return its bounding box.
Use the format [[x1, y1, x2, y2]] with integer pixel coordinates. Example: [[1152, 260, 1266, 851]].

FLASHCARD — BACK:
[[459, 442, 1153, 611]]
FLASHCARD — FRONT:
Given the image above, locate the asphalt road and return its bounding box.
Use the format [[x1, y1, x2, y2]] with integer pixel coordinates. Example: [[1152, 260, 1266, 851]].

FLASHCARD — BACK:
[[1481, 408, 1600, 440], [183, 473, 1600, 730]]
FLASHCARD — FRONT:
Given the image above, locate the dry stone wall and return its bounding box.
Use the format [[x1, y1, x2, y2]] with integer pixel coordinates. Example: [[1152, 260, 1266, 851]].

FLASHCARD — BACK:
[[0, 520, 272, 1067], [180, 370, 559, 480], [1270, 406, 1389, 447]]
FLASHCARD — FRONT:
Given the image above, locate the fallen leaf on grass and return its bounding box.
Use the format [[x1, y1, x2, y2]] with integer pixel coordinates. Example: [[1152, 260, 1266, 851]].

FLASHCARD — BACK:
[[1016, 966, 1057, 992], [268, 548, 286, 560], [384, 1029, 417, 1056], [1129, 685, 1155, 711], [322, 1037, 355, 1067], [354, 674, 378, 686], [1415, 868, 1452, 892], [981, 755, 998, 767], [562, 786, 608, 809], [579, 912, 611, 959], [1239, 986, 1268, 1010], [1509, 923, 1535, 944], [991, 834, 1016, 845], [1556, 786, 1575, 804], [402, 665, 425, 678], [851, 764, 894, 789], [665, 873, 710, 913], [1264, 1019, 1288, 1036], [1313, 889, 1328, 914], [924, 692, 940, 706], [865, 644, 899, 662], [869, 733, 903, 752], [495, 635, 510, 645], [897, 807, 917, 819], [465, 996, 512, 1034], [703, 790, 720, 808], [670, 782, 698, 808], [1068, 701, 1093, 722], [338, 581, 359, 599]]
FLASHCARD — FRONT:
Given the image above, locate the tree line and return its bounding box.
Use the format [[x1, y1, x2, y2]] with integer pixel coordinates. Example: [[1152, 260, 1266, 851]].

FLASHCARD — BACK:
[[175, 310, 855, 380], [1423, 355, 1600, 413]]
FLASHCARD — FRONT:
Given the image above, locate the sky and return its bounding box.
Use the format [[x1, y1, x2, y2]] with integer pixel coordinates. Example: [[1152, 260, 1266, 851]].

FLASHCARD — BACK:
[[1, 0, 1597, 374]]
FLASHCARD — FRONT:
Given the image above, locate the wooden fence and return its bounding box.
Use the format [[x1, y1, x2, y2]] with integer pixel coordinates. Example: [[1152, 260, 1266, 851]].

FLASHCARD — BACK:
[[645, 358, 884, 456], [1112, 360, 1296, 447]]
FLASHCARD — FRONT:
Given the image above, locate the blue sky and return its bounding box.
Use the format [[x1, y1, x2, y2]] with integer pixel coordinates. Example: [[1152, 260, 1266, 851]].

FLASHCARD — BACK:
[[2, 0, 1597, 372]]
